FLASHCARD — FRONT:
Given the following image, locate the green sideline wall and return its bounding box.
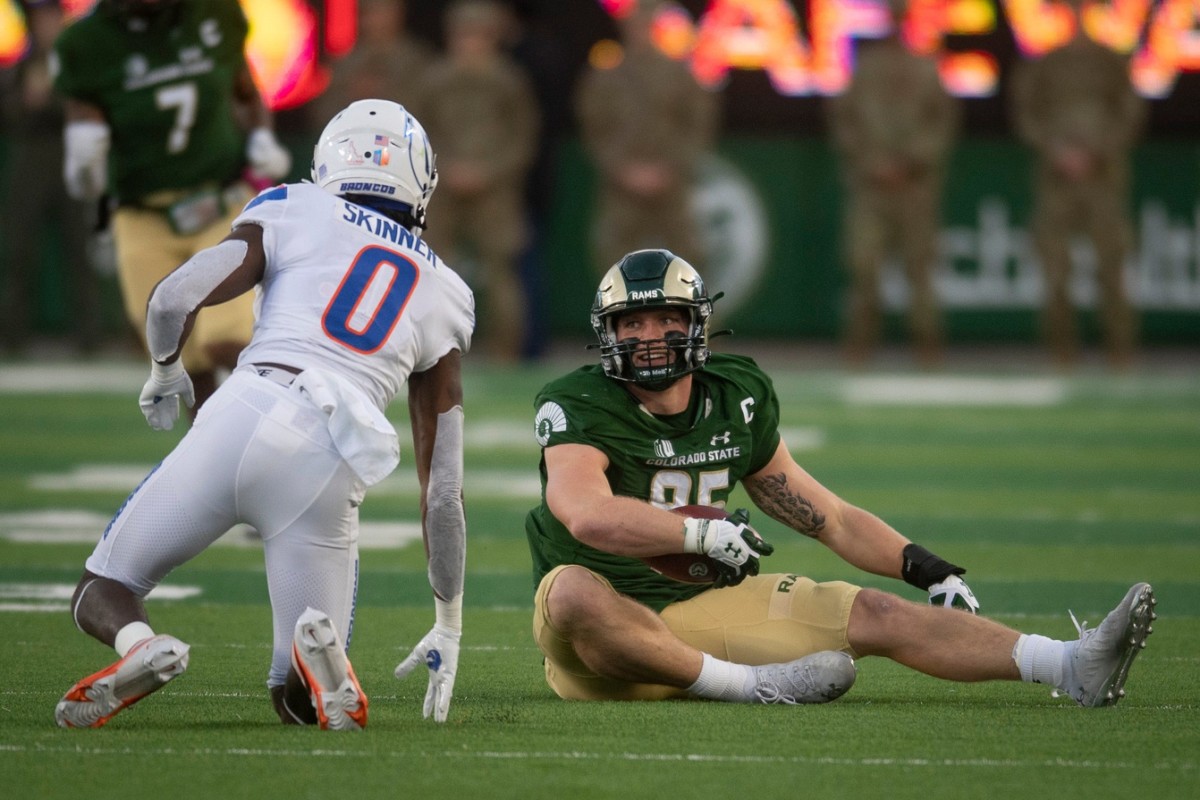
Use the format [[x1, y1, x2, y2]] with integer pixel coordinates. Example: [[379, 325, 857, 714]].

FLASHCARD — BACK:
[[2, 135, 1198, 346], [541, 136, 1200, 345]]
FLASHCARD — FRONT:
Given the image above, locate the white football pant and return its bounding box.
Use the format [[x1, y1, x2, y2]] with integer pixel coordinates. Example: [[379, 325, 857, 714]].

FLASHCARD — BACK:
[[86, 369, 365, 687]]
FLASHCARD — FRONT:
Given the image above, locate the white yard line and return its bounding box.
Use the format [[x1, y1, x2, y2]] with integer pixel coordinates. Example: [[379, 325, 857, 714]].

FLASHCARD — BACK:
[[0, 742, 1192, 771], [843, 376, 1067, 406], [0, 362, 147, 394]]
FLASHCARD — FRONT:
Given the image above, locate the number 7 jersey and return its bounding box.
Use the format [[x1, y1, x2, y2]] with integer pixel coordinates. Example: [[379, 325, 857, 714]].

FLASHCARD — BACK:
[[51, 0, 251, 202], [234, 183, 475, 411]]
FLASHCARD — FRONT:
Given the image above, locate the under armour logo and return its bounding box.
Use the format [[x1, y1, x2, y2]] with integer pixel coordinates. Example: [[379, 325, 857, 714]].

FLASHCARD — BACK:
[[426, 649, 442, 671], [723, 542, 743, 557], [711, 431, 731, 446]]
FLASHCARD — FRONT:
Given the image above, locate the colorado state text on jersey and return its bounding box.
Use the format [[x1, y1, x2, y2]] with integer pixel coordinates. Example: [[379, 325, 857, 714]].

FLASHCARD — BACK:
[[646, 446, 742, 468]]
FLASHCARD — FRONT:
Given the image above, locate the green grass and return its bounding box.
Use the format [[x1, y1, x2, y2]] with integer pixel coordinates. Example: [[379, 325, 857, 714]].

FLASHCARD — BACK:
[[2, 354, 1198, 799]]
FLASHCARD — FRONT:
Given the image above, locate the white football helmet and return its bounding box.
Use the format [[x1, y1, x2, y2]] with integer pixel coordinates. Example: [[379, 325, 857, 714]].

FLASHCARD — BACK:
[[311, 99, 438, 233]]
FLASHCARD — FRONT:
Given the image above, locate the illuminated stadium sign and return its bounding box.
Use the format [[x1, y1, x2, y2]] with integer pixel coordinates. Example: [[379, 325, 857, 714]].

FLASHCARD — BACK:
[[603, 0, 1200, 98], [2, 0, 1198, 103]]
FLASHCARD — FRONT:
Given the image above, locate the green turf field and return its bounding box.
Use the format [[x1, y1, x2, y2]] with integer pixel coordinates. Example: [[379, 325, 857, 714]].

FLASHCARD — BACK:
[[2, 353, 1198, 799]]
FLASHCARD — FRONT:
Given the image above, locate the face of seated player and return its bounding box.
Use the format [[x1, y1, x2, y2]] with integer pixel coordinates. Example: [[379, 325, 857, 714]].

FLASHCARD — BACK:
[[615, 307, 688, 370]]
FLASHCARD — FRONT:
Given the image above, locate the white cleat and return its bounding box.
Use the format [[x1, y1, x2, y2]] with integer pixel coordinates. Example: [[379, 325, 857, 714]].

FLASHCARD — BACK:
[[291, 607, 368, 730], [751, 651, 857, 705], [1064, 582, 1156, 708], [55, 634, 190, 728]]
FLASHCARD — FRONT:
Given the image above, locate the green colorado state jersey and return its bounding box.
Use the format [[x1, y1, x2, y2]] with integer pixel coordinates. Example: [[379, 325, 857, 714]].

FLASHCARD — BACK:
[[52, 0, 250, 202], [525, 354, 782, 611]]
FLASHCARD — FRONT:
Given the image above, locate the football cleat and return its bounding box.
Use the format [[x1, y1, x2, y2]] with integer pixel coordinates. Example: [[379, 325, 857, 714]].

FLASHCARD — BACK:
[[1063, 582, 1156, 708], [290, 607, 368, 731], [751, 650, 857, 705], [55, 634, 190, 729]]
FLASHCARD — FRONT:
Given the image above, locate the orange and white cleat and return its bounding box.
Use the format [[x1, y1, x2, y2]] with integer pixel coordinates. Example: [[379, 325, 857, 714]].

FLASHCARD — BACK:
[[55, 634, 190, 729], [290, 607, 368, 731]]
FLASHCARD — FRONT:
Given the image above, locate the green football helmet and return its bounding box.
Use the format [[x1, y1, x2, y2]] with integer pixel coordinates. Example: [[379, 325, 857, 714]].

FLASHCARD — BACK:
[[590, 249, 714, 390]]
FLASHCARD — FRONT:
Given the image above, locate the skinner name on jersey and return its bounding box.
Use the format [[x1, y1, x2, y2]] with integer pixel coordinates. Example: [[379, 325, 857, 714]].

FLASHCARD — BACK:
[[339, 199, 440, 266], [646, 445, 742, 467]]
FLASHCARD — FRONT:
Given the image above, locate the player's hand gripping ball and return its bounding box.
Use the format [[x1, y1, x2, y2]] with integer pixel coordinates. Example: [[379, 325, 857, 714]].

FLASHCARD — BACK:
[[642, 505, 773, 587]]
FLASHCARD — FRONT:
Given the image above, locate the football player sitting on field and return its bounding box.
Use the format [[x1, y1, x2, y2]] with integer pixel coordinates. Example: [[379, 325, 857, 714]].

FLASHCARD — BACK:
[[525, 248, 1155, 707]]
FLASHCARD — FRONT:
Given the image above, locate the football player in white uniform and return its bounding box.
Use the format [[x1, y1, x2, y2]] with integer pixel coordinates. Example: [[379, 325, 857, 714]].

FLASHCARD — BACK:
[[54, 100, 475, 731]]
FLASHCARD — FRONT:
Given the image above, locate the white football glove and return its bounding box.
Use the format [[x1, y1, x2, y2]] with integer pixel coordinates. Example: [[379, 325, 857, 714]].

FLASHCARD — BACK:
[[683, 512, 773, 568], [394, 624, 460, 723], [928, 574, 980, 614], [63, 121, 110, 201], [682, 509, 774, 588], [245, 127, 291, 181], [87, 228, 117, 277], [138, 360, 195, 431]]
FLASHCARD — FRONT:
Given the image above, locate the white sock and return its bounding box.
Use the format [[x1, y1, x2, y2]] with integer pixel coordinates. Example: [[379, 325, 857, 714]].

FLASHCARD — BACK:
[[114, 621, 156, 657], [1013, 633, 1070, 688], [687, 653, 756, 702]]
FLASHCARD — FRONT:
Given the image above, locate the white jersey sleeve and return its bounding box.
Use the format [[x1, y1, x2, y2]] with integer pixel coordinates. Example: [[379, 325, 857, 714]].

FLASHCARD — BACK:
[[232, 183, 475, 410]]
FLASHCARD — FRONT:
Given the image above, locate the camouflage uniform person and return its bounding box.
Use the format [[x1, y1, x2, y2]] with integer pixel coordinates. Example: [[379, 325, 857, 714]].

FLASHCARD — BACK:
[[311, 0, 433, 127], [1010, 14, 1146, 369], [575, 3, 717, 274], [417, 0, 538, 362], [827, 4, 960, 368], [52, 0, 292, 413], [1, 0, 98, 355]]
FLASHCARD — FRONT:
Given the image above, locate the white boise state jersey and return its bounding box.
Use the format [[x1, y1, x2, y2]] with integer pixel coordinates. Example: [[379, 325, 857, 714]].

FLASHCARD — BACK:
[[233, 183, 475, 410]]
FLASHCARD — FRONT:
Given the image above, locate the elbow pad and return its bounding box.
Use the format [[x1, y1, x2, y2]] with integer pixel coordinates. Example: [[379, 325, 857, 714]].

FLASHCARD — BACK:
[[146, 239, 249, 361], [63, 121, 111, 201], [426, 406, 466, 601]]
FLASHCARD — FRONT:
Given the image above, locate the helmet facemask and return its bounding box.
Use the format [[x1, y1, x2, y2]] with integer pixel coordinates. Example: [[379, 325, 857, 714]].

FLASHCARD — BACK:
[[591, 250, 714, 391]]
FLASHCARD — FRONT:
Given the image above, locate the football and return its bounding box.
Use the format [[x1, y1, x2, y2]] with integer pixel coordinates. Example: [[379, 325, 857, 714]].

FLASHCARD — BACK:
[[640, 504, 729, 584]]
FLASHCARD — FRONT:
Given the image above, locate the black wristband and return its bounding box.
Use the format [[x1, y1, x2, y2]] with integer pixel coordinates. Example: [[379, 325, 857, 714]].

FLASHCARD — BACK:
[[901, 543, 965, 590]]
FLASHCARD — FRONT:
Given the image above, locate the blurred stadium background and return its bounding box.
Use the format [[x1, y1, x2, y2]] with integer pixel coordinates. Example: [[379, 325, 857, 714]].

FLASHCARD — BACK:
[[1, 0, 1198, 356]]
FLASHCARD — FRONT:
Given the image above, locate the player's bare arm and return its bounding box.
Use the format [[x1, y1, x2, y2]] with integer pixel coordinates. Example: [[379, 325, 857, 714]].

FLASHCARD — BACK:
[[742, 445, 828, 539], [63, 97, 105, 122], [545, 444, 687, 557], [231, 64, 271, 129], [231, 65, 291, 181], [744, 440, 908, 578]]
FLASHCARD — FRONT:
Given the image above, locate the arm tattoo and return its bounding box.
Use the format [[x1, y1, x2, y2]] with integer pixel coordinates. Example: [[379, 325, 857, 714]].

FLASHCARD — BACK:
[[747, 472, 827, 538]]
